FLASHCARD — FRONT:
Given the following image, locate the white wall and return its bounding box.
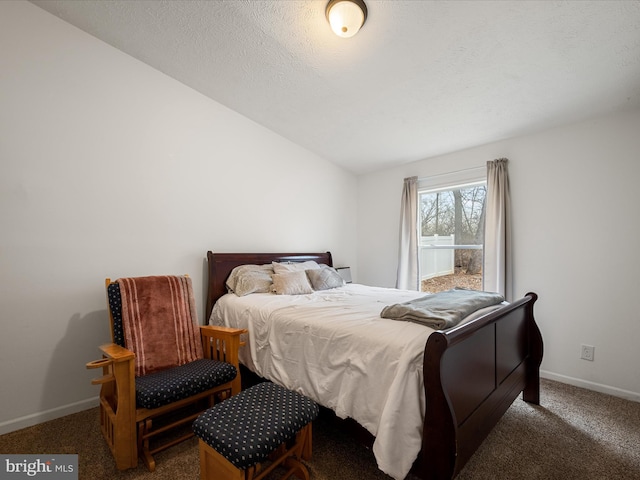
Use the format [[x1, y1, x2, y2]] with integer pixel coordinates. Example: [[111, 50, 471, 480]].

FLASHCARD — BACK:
[[358, 108, 640, 401], [0, 1, 358, 433]]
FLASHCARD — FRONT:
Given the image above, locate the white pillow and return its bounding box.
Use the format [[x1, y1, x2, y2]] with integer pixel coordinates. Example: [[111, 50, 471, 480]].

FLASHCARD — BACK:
[[306, 266, 344, 291], [272, 260, 321, 274], [271, 270, 314, 295], [226, 264, 274, 296]]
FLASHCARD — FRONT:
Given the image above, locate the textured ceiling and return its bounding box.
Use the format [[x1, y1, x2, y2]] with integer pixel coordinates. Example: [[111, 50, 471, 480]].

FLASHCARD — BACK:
[[30, 0, 640, 174]]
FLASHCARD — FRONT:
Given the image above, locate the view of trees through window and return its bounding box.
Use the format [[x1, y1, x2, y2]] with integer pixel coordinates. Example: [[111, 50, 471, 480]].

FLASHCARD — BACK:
[[419, 183, 486, 293]]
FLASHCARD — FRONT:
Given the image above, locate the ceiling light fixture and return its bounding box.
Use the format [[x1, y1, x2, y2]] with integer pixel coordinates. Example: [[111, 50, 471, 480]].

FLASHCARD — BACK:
[[326, 0, 368, 38]]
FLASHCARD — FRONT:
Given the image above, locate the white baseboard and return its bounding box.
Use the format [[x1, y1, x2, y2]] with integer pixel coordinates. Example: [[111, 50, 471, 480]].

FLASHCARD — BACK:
[[0, 397, 100, 436], [541, 370, 640, 403]]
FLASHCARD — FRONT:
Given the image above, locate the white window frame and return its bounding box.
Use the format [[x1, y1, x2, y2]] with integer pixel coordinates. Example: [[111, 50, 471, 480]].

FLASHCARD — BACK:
[[417, 166, 486, 290]]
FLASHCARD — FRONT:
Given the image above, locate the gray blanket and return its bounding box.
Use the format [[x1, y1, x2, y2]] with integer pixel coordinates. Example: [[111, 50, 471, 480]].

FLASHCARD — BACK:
[[380, 288, 505, 330]]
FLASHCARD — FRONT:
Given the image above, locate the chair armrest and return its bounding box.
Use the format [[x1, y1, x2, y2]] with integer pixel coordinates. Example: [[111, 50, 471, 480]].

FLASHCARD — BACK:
[[86, 343, 137, 470], [85, 341, 136, 412], [199, 326, 247, 362], [98, 343, 136, 361], [200, 325, 246, 336], [86, 343, 135, 385], [200, 325, 246, 338], [200, 326, 246, 395]]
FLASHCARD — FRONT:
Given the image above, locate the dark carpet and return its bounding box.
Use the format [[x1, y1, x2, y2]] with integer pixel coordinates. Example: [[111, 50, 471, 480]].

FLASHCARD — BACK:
[[1, 379, 639, 480]]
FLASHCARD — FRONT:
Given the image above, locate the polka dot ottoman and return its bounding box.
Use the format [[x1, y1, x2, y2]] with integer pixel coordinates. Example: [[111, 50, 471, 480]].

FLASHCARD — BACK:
[[193, 382, 320, 480]]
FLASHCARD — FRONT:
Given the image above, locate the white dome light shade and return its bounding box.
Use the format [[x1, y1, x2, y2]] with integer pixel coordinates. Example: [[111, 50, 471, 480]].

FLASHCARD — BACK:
[[326, 0, 367, 38]]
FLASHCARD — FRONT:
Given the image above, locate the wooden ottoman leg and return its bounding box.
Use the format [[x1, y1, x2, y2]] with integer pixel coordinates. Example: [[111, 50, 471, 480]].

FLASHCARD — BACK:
[[199, 439, 244, 480], [300, 423, 313, 461], [281, 457, 310, 480], [281, 423, 313, 480]]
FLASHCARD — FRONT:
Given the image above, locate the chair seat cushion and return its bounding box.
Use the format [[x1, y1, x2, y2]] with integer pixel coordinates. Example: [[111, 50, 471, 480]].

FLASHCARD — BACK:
[[135, 359, 237, 410], [192, 382, 320, 469]]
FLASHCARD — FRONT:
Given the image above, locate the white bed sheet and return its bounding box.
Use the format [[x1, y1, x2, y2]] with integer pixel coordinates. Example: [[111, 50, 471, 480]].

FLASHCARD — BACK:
[[209, 283, 499, 480]]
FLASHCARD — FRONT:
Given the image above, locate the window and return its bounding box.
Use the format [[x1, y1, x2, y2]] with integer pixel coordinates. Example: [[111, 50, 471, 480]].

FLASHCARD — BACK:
[[418, 176, 486, 293]]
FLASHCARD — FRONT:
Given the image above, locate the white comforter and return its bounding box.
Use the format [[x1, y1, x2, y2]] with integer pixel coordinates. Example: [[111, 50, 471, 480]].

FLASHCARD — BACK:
[[209, 284, 494, 479]]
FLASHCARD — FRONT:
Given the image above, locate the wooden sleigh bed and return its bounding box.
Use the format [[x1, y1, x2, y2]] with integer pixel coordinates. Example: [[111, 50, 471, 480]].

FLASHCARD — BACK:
[[205, 251, 543, 480]]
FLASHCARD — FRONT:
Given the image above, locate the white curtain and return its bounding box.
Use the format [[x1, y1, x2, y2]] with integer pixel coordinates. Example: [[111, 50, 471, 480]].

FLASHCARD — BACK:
[[396, 176, 419, 290], [484, 158, 512, 300]]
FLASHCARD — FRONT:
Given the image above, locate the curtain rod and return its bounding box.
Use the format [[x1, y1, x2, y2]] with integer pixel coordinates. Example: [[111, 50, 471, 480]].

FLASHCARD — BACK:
[[417, 164, 485, 182]]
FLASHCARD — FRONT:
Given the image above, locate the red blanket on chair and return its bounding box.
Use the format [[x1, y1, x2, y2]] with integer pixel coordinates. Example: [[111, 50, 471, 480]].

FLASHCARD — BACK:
[[117, 275, 203, 377]]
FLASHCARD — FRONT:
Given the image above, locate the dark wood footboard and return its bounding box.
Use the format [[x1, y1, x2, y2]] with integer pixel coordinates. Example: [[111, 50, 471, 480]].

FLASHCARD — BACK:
[[419, 292, 543, 479]]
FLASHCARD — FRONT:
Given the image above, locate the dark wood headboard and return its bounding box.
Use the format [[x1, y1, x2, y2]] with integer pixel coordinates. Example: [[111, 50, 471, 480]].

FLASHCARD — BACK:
[[205, 251, 333, 319]]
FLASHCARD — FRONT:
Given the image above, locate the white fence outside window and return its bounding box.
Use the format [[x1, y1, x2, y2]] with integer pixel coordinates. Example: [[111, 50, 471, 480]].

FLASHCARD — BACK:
[[420, 235, 454, 280], [420, 235, 483, 280]]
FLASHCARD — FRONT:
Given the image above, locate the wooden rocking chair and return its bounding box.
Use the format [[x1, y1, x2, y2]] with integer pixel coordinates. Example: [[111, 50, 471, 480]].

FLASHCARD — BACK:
[[86, 275, 245, 472]]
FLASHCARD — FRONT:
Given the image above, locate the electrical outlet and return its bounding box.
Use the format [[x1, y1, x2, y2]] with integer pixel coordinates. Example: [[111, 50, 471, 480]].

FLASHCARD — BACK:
[[581, 344, 595, 361]]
